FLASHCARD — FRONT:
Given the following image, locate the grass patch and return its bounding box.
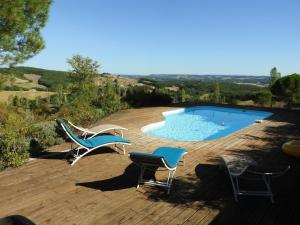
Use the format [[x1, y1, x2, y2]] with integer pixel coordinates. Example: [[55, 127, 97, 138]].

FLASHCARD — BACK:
[[0, 91, 55, 102]]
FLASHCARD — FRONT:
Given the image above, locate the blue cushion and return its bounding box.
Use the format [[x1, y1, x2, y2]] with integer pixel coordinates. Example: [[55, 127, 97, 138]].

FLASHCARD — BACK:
[[59, 119, 93, 148], [129, 152, 165, 167], [153, 147, 186, 169], [86, 135, 130, 147], [129, 147, 186, 169]]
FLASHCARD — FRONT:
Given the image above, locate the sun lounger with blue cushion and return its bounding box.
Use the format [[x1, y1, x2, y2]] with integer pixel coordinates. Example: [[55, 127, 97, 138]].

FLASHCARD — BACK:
[[57, 119, 131, 165], [129, 147, 187, 194]]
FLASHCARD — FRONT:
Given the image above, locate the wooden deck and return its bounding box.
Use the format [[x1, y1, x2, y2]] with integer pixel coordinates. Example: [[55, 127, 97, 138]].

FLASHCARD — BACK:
[[1, 106, 300, 225]]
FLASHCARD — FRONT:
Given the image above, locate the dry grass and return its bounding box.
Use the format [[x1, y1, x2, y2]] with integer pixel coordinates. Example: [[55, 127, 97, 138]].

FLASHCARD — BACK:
[[14, 77, 28, 84], [6, 74, 47, 90], [0, 91, 55, 102], [15, 82, 47, 90], [96, 75, 138, 86], [165, 86, 179, 91], [24, 74, 41, 83]]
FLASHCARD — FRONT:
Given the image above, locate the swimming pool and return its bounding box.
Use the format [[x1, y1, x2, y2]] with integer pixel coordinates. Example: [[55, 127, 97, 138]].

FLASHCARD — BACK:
[[142, 106, 273, 141]]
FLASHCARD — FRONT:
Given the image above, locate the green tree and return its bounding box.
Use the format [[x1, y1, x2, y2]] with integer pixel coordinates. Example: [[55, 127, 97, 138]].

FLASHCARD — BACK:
[[271, 74, 300, 108], [94, 81, 121, 114], [67, 54, 99, 89], [270, 67, 281, 85], [178, 88, 187, 103], [212, 80, 221, 103], [0, 0, 52, 66]]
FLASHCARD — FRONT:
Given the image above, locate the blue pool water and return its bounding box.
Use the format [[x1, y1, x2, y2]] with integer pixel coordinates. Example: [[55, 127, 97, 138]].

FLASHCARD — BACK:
[[142, 106, 273, 141]]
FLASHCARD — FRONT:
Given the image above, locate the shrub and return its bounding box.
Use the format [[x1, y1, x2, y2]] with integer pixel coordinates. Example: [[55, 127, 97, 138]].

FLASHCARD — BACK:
[[29, 121, 64, 153], [0, 113, 31, 168], [271, 74, 300, 108], [124, 86, 175, 107], [0, 138, 29, 168], [57, 102, 103, 126], [93, 81, 122, 114], [254, 91, 272, 106]]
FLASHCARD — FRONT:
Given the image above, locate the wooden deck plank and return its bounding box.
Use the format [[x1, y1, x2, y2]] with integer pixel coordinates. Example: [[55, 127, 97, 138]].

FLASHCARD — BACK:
[[0, 106, 299, 225]]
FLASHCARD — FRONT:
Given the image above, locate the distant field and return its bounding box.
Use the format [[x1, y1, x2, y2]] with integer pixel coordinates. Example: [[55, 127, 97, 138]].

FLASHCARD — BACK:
[[97, 75, 138, 86], [0, 91, 55, 102], [2, 73, 47, 90], [236, 82, 267, 87], [15, 74, 47, 89], [24, 74, 41, 83]]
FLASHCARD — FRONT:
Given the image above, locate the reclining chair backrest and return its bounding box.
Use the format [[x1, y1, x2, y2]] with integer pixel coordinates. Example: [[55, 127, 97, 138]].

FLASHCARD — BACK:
[[56, 119, 92, 148]]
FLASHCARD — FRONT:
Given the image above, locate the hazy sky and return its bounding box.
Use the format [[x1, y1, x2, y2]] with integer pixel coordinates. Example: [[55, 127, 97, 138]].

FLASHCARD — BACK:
[[22, 0, 300, 76]]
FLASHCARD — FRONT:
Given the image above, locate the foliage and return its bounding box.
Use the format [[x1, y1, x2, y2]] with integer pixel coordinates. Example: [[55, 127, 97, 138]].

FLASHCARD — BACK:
[[0, 0, 52, 66], [50, 85, 68, 106], [125, 85, 151, 106], [150, 88, 176, 105], [271, 74, 300, 107], [270, 67, 281, 85], [93, 81, 122, 114], [57, 102, 103, 126], [212, 80, 221, 103], [29, 121, 64, 153], [253, 91, 272, 106], [0, 74, 7, 90], [124, 85, 176, 107], [139, 78, 266, 100], [0, 67, 70, 90], [0, 111, 31, 167], [178, 88, 187, 102], [67, 54, 99, 89]]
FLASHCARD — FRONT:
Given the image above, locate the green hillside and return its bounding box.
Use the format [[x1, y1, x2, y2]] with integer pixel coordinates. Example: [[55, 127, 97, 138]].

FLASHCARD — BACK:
[[0, 67, 70, 90]]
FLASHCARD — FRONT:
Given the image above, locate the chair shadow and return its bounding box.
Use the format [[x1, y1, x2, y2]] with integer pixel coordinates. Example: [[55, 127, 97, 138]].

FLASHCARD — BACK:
[[76, 163, 140, 191], [0, 215, 36, 225], [30, 146, 116, 161]]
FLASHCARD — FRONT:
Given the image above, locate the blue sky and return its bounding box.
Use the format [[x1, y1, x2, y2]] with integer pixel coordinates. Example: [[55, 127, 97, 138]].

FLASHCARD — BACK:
[[23, 0, 300, 76]]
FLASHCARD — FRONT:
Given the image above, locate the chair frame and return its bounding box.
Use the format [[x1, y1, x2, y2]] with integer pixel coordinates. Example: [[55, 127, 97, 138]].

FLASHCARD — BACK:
[[132, 153, 186, 194], [67, 120, 128, 139], [221, 155, 290, 203], [60, 122, 131, 166]]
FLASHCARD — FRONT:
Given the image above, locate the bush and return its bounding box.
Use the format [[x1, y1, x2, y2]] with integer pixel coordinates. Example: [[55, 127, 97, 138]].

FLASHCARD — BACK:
[[271, 74, 300, 108], [0, 113, 31, 168], [93, 81, 122, 114], [254, 91, 272, 106], [29, 121, 64, 153], [0, 139, 29, 168], [124, 86, 175, 107], [57, 101, 103, 126]]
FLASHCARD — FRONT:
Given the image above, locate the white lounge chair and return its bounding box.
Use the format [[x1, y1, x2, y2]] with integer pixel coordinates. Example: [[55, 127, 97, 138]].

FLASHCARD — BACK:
[[57, 119, 131, 165], [221, 154, 290, 203], [67, 120, 128, 138]]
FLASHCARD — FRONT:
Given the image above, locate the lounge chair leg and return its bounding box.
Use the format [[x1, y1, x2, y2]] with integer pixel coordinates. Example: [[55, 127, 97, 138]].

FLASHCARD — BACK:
[[122, 145, 126, 155], [166, 169, 176, 195], [137, 166, 145, 189], [232, 177, 239, 202], [263, 175, 274, 203]]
